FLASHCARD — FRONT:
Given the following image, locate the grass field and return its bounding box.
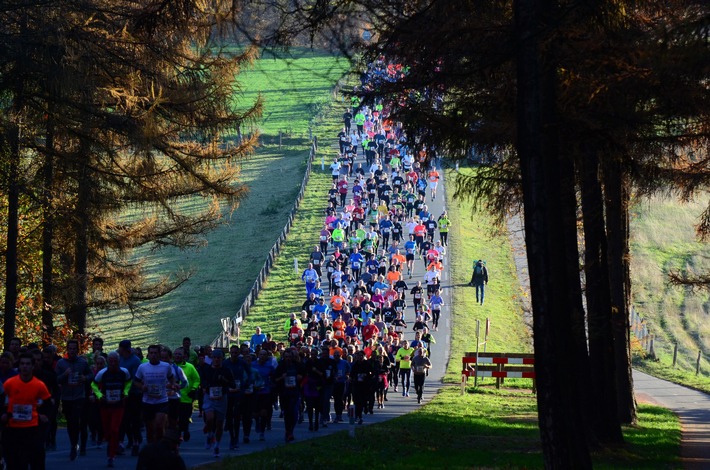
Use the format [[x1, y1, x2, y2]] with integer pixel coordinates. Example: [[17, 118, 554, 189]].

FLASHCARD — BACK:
[[88, 49, 348, 349], [630, 194, 710, 392], [198, 388, 679, 470]]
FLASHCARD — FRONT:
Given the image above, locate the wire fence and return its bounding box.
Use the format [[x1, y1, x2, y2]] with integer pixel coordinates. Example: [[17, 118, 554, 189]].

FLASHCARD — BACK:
[[211, 137, 318, 348], [630, 307, 709, 376]]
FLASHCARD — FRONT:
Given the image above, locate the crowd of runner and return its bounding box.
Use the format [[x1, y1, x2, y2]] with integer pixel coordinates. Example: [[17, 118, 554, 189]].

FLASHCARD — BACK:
[[0, 71, 453, 469]]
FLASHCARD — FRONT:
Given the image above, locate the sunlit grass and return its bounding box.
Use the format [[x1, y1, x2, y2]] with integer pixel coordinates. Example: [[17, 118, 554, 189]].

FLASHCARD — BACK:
[[197, 387, 679, 470]]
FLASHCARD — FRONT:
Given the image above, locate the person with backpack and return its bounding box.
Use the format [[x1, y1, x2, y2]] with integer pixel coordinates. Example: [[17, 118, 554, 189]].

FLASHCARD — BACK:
[[469, 259, 489, 305]]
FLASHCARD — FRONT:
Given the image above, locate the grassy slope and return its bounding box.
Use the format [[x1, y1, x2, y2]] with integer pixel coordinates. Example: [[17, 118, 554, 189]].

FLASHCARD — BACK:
[[444, 165, 531, 382], [89, 50, 348, 349], [236, 94, 345, 342], [630, 194, 710, 392]]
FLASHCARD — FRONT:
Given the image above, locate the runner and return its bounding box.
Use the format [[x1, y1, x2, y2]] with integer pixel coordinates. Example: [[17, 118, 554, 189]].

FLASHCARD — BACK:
[[92, 351, 131, 467], [349, 351, 372, 425], [429, 289, 445, 331], [395, 340, 415, 398], [173, 347, 200, 444], [200, 349, 235, 458], [133, 345, 176, 445], [2, 353, 52, 469], [411, 349, 432, 404], [55, 339, 93, 460], [427, 168, 440, 200], [273, 349, 304, 442], [438, 211, 451, 246]]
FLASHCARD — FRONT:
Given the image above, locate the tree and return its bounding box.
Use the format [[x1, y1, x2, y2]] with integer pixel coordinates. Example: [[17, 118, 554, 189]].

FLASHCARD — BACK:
[[0, 0, 262, 341]]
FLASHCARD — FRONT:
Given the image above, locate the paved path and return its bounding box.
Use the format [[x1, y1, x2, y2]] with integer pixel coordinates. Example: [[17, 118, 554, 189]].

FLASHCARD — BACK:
[[634, 370, 710, 469], [45, 138, 454, 469]]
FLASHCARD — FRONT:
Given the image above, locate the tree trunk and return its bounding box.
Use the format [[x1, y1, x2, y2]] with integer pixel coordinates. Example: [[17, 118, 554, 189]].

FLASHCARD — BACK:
[[580, 148, 624, 443], [71, 155, 91, 334], [603, 157, 636, 424], [515, 0, 592, 467], [4, 121, 20, 347], [42, 115, 56, 342]]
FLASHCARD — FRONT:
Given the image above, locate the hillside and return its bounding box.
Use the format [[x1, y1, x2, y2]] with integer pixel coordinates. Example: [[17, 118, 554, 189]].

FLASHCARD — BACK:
[[631, 193, 710, 386]]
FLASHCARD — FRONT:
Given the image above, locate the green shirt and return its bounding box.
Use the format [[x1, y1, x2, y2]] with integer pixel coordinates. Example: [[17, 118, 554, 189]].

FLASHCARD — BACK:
[[395, 347, 415, 369], [332, 228, 345, 242], [439, 217, 451, 232]]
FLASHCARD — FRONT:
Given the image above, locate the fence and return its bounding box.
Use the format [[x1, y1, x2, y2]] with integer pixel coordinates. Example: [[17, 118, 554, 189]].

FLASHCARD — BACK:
[[630, 306, 707, 376], [211, 137, 319, 348]]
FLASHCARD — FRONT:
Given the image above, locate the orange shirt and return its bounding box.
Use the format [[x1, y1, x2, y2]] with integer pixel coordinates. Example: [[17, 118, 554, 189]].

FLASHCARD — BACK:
[[391, 253, 406, 266], [414, 224, 427, 237], [333, 319, 346, 338], [427, 261, 444, 272], [4, 375, 51, 428], [386, 270, 401, 285], [428, 170, 440, 182], [330, 295, 346, 311]]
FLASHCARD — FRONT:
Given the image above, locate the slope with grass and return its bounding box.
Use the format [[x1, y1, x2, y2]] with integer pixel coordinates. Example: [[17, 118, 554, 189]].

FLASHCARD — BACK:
[[630, 194, 710, 392], [89, 50, 348, 348], [443, 165, 531, 382]]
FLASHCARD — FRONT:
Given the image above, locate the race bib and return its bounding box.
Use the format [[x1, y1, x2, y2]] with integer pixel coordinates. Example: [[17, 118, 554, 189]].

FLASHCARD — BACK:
[[395, 326, 404, 332], [314, 259, 321, 265], [12, 404, 32, 422], [320, 235, 327, 241], [209, 387, 223, 399], [106, 389, 121, 404], [415, 366, 425, 373], [148, 384, 163, 398], [234, 380, 241, 391], [285, 376, 297, 388], [291, 333, 300, 339], [311, 331, 318, 337], [357, 373, 367, 382]]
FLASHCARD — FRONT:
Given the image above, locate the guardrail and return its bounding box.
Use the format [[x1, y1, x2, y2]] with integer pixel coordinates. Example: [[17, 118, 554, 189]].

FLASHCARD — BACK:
[[211, 136, 319, 347]]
